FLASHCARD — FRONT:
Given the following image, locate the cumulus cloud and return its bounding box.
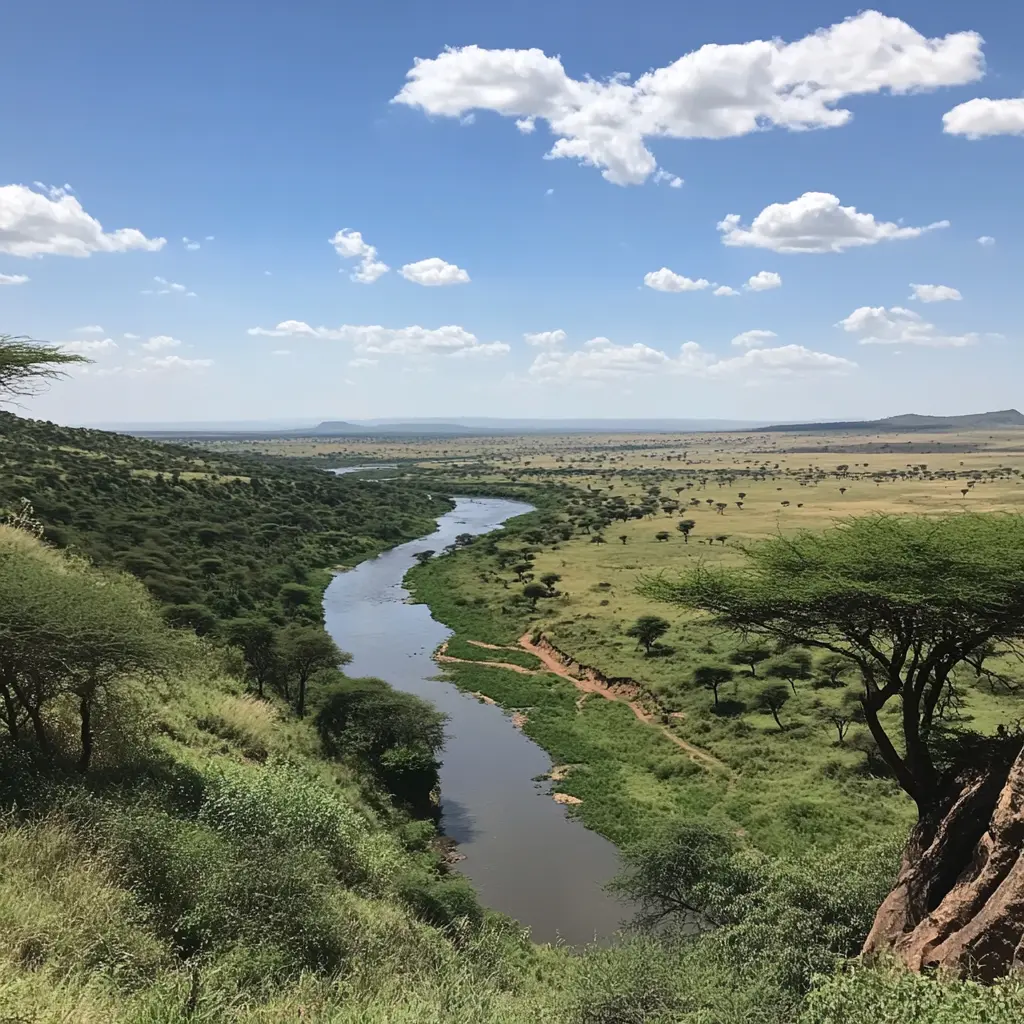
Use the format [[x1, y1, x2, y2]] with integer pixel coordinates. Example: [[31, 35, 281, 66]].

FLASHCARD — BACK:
[[0, 184, 165, 257], [393, 12, 983, 185], [140, 335, 182, 351], [837, 305, 977, 347], [59, 338, 118, 355], [349, 357, 379, 368], [0, 273, 29, 285], [330, 229, 390, 283], [943, 97, 1024, 138], [529, 335, 852, 381], [183, 236, 201, 250], [978, 235, 995, 246], [713, 285, 739, 297], [718, 192, 948, 253], [144, 276, 196, 297], [143, 355, 213, 370], [399, 257, 471, 286], [74, 325, 104, 334], [247, 321, 509, 358], [731, 329, 778, 347], [653, 170, 684, 188], [745, 270, 782, 291], [643, 267, 710, 292], [706, 344, 856, 377], [524, 329, 567, 347], [910, 283, 962, 303]]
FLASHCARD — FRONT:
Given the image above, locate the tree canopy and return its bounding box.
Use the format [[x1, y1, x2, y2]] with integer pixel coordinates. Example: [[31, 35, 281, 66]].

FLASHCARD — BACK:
[[640, 513, 1024, 814], [0, 335, 86, 401]]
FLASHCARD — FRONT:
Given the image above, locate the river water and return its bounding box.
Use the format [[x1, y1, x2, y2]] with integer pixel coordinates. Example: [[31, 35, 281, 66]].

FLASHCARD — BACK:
[[322, 496, 628, 944]]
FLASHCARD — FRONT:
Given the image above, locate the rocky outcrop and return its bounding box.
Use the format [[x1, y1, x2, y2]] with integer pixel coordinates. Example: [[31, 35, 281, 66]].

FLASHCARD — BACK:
[[863, 746, 1024, 980]]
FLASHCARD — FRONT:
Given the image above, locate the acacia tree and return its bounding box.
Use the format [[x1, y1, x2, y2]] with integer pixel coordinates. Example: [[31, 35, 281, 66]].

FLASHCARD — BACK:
[[729, 643, 772, 678], [640, 513, 1024, 978], [677, 519, 696, 544], [765, 650, 813, 694], [692, 664, 733, 708], [0, 335, 86, 402], [278, 624, 347, 717], [625, 615, 670, 654], [753, 682, 790, 729]]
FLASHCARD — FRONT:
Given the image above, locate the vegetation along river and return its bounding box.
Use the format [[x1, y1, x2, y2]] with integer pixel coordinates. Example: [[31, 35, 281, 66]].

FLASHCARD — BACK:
[[323, 496, 628, 944]]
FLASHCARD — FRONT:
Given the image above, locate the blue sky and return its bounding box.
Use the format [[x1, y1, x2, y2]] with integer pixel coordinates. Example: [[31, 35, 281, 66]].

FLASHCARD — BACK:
[[2, 1, 1022, 425]]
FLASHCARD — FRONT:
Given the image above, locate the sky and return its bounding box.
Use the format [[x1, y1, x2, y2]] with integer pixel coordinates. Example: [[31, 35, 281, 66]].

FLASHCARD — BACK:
[[2, 0, 1023, 426]]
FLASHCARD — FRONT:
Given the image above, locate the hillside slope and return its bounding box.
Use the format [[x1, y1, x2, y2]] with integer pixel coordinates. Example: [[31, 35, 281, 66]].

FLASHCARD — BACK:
[[757, 409, 1024, 433]]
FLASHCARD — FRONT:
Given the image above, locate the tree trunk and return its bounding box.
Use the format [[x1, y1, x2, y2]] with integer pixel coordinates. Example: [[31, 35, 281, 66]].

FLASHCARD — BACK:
[[296, 674, 307, 718], [79, 692, 93, 772], [863, 746, 1024, 980]]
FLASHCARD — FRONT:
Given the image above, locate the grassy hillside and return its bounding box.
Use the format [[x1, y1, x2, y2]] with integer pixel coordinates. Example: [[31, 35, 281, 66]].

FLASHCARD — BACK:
[[0, 411, 451, 626]]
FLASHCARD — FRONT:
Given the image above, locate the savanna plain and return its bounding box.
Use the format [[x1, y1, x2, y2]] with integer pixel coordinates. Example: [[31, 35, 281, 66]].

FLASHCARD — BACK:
[[5, 392, 1024, 1023]]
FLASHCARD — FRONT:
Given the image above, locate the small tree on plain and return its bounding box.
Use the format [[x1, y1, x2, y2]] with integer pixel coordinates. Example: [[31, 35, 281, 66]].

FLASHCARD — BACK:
[[729, 643, 772, 677], [753, 683, 791, 730], [692, 664, 733, 708], [655, 531, 670, 542], [765, 650, 813, 693], [540, 572, 561, 595], [523, 582, 549, 610], [677, 519, 696, 543], [625, 615, 670, 654]]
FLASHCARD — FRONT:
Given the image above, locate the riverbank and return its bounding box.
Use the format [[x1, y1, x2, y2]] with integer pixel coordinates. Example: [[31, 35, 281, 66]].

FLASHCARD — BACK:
[[404, 504, 914, 857], [322, 497, 629, 944]]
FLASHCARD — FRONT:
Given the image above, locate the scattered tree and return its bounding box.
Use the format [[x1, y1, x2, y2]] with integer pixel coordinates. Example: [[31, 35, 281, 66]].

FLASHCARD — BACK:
[[729, 643, 772, 677], [625, 615, 671, 654], [692, 664, 733, 708], [523, 582, 549, 610], [677, 519, 696, 543], [278, 624, 347, 717], [753, 683, 791, 730], [765, 650, 813, 693]]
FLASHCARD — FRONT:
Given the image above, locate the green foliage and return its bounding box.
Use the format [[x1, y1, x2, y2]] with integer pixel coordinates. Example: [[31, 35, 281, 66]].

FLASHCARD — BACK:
[[753, 683, 792, 729], [0, 335, 87, 400], [625, 615, 671, 654], [641, 513, 1024, 810], [315, 678, 447, 813], [729, 643, 772, 676], [692, 664, 734, 706], [0, 411, 450, 630]]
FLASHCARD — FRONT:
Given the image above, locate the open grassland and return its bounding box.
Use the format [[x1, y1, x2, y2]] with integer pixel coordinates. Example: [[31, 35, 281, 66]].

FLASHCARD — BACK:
[[388, 427, 1024, 857]]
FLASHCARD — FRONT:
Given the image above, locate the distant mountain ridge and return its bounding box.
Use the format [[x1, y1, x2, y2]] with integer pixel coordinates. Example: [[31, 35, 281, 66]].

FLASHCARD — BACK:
[[757, 409, 1024, 433]]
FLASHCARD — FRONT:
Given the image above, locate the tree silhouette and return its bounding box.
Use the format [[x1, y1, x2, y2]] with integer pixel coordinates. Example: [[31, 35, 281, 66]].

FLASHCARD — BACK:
[[765, 650, 813, 693], [625, 615, 670, 654], [692, 664, 733, 708], [753, 683, 791, 730], [729, 643, 771, 677], [523, 582, 548, 610], [0, 334, 87, 401], [676, 519, 696, 543], [655, 531, 670, 542]]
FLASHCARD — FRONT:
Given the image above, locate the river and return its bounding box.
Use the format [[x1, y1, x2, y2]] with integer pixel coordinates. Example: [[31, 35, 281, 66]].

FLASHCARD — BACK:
[[322, 496, 628, 944]]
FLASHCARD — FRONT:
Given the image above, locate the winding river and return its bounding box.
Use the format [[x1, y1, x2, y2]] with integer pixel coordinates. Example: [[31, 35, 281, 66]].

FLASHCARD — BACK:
[[322, 496, 628, 944]]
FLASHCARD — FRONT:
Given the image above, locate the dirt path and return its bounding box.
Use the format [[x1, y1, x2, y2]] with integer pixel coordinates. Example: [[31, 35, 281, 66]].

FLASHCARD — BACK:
[[518, 633, 730, 774], [435, 642, 538, 676], [466, 640, 521, 652]]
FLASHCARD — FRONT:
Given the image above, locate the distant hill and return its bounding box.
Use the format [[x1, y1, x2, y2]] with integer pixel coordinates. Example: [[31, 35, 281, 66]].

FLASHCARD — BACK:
[[757, 409, 1024, 433]]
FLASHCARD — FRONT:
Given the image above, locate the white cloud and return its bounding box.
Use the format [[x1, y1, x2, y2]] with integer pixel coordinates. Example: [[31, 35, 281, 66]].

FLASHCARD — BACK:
[[399, 257, 471, 286], [272, 349, 291, 356], [205, 235, 215, 242], [74, 324, 104, 334], [653, 170, 684, 188], [123, 332, 140, 340], [524, 329, 567, 347], [718, 192, 948, 253], [745, 270, 782, 291], [0, 184, 165, 257], [943, 97, 1024, 138], [59, 338, 118, 355], [183, 236, 201, 251], [349, 357, 379, 367], [910, 283, 962, 303], [713, 285, 739, 297], [731, 329, 778, 347], [144, 276, 195, 297], [393, 12, 982, 185], [329, 229, 390, 283], [0, 272, 29, 285], [247, 321, 509, 358], [545, 188, 554, 196], [643, 267, 710, 292], [838, 305, 978, 347], [143, 355, 212, 370], [528, 335, 851, 381], [706, 344, 856, 377], [140, 335, 182, 352], [978, 235, 995, 246]]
